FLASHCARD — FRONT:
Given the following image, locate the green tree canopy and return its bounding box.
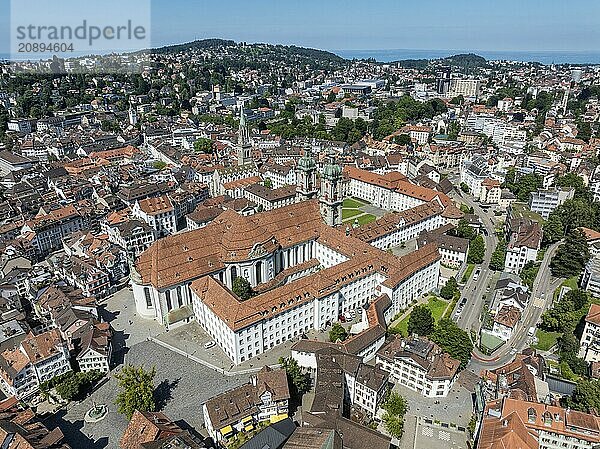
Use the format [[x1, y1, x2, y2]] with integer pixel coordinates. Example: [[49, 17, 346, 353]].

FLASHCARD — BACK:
[[193, 137, 214, 153], [152, 161, 167, 170], [408, 305, 435, 336], [440, 277, 459, 301], [550, 229, 590, 278], [541, 289, 590, 333], [455, 219, 476, 240], [329, 323, 348, 342], [554, 173, 589, 200], [431, 319, 473, 369], [543, 213, 565, 245], [393, 134, 412, 145], [468, 235, 485, 264], [115, 365, 156, 420], [232, 277, 254, 300], [279, 356, 310, 397], [564, 379, 600, 413], [510, 173, 543, 202], [489, 238, 507, 271], [381, 392, 408, 438]]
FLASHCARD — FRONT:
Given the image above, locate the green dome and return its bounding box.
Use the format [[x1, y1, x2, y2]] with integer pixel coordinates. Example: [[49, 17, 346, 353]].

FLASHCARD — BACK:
[[323, 160, 342, 180], [298, 150, 316, 172]]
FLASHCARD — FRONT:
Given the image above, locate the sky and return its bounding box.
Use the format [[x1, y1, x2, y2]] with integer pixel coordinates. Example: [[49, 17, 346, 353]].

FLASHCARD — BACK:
[[1, 0, 600, 56]]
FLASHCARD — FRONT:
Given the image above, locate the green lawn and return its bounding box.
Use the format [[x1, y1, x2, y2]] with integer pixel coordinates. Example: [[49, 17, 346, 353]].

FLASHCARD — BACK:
[[533, 329, 561, 351], [356, 214, 376, 225], [342, 209, 362, 220], [553, 276, 580, 301], [428, 296, 449, 321], [391, 296, 449, 337], [343, 198, 367, 209]]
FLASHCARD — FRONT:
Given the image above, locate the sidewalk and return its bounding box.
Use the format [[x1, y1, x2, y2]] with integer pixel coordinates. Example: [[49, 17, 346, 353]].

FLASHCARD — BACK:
[[389, 296, 429, 329]]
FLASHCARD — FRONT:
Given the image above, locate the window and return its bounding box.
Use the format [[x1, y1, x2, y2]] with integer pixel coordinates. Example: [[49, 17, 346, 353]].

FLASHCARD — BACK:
[[144, 288, 152, 308], [165, 290, 172, 311]]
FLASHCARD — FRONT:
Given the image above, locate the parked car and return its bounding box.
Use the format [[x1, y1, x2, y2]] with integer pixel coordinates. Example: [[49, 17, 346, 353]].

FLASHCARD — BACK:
[[204, 341, 216, 350]]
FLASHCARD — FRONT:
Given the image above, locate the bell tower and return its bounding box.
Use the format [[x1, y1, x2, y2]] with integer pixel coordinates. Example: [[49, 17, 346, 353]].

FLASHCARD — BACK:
[[237, 106, 252, 166], [296, 145, 318, 201], [319, 151, 343, 227]]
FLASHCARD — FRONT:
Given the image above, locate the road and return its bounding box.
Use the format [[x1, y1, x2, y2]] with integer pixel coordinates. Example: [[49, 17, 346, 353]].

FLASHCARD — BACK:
[[469, 242, 562, 372], [451, 191, 499, 334]]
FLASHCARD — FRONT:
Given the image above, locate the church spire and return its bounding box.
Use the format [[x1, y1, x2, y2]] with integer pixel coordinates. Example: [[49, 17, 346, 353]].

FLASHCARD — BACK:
[[238, 106, 250, 147], [237, 105, 252, 166]]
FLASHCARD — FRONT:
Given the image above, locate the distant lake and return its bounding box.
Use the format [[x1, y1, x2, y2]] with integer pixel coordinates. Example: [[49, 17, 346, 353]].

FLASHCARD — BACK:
[[334, 48, 600, 65]]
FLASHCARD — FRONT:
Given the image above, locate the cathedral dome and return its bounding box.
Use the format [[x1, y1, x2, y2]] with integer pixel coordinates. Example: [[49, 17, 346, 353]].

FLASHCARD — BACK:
[[322, 161, 342, 180], [298, 149, 316, 172]]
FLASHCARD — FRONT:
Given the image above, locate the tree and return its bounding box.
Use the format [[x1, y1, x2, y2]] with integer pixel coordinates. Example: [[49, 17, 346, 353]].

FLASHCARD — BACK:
[[381, 392, 407, 438], [468, 235, 485, 264], [543, 212, 565, 244], [263, 178, 273, 189], [555, 199, 597, 234], [489, 238, 507, 271], [456, 219, 476, 240], [447, 121, 461, 140], [383, 413, 404, 438], [115, 365, 156, 420], [565, 379, 600, 413], [193, 137, 213, 153], [541, 289, 589, 333], [408, 305, 435, 336], [550, 229, 590, 278], [152, 161, 167, 170], [232, 277, 254, 300], [431, 319, 473, 369], [460, 182, 470, 193], [279, 357, 310, 396], [440, 277, 458, 301], [554, 173, 588, 200], [508, 173, 543, 202], [459, 204, 474, 214], [393, 134, 412, 145], [329, 323, 348, 342], [519, 261, 539, 289]]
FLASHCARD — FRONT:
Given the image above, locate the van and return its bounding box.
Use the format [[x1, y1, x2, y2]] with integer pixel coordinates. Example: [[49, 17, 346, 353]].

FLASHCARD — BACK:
[[204, 341, 216, 350], [473, 269, 480, 281]]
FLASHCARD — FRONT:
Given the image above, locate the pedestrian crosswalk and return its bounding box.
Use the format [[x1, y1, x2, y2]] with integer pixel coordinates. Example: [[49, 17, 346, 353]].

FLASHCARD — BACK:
[[532, 297, 545, 308]]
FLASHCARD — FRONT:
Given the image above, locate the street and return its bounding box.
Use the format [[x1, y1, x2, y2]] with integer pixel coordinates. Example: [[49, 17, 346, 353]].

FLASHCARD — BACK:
[[451, 191, 499, 334], [447, 186, 563, 372]]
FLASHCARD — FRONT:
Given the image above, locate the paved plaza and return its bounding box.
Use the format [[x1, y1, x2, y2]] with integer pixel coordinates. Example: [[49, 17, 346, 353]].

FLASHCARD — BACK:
[[394, 381, 473, 427], [409, 416, 469, 449], [43, 341, 247, 449]]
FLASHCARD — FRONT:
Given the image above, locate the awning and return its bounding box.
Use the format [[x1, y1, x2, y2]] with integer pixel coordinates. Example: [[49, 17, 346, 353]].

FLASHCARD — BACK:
[[242, 416, 253, 424], [244, 424, 254, 431], [219, 425, 234, 436], [270, 413, 288, 423]]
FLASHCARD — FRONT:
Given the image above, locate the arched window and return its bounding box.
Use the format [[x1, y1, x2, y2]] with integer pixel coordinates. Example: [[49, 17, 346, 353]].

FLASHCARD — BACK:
[[527, 408, 537, 423], [230, 266, 237, 283], [255, 261, 262, 284]]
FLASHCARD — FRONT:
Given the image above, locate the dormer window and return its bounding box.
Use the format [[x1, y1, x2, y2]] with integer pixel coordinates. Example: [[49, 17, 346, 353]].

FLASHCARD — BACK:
[[527, 408, 537, 423]]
